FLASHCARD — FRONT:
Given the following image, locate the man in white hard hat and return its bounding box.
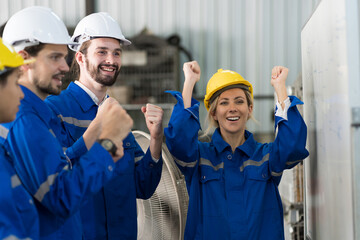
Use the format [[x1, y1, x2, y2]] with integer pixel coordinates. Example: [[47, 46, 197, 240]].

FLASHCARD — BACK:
[[1, 6, 134, 240], [45, 12, 164, 240]]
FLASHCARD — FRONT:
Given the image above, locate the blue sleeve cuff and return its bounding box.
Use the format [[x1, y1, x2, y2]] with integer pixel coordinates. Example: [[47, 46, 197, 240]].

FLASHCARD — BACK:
[[165, 90, 200, 107], [274, 95, 304, 129], [65, 136, 88, 160], [166, 90, 201, 127], [88, 142, 116, 174], [143, 148, 163, 169]]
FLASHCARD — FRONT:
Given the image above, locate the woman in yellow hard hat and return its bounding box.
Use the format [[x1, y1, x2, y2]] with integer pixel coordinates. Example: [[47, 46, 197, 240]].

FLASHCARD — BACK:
[[164, 61, 309, 240], [0, 38, 39, 239]]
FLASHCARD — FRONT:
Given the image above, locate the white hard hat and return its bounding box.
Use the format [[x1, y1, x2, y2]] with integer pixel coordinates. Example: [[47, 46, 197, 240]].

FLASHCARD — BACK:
[[69, 12, 131, 51], [2, 6, 76, 52]]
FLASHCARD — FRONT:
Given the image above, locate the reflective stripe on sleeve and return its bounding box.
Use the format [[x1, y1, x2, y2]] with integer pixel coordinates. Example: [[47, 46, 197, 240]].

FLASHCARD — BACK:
[[271, 171, 283, 177], [58, 114, 92, 128], [286, 159, 303, 165], [49, 129, 56, 138], [173, 155, 197, 168], [33, 163, 71, 202], [34, 172, 59, 202], [3, 235, 32, 240], [11, 174, 21, 188]]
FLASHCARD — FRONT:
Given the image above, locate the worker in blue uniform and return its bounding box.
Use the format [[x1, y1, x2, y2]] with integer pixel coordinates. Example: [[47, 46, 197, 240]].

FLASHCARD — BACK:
[[165, 61, 309, 240], [1, 7, 134, 240], [45, 12, 164, 240], [0, 38, 39, 240]]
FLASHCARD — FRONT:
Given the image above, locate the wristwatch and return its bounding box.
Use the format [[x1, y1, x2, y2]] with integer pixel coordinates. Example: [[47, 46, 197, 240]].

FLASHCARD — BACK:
[[97, 139, 117, 156]]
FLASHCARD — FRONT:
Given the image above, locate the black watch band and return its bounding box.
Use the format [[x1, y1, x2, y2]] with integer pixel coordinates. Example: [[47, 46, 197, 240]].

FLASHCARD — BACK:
[[97, 139, 117, 156]]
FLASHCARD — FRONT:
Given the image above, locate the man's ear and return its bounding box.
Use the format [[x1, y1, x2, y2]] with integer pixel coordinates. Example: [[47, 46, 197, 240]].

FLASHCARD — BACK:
[[75, 51, 85, 65], [18, 50, 32, 71]]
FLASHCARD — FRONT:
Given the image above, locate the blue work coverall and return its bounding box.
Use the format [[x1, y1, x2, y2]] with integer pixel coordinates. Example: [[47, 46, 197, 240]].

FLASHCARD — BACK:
[[164, 91, 309, 240], [0, 129, 39, 240], [45, 82, 163, 240], [1, 86, 117, 240]]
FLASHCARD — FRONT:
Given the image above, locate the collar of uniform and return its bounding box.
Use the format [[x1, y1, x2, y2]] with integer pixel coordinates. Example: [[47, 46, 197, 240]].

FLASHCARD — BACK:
[[212, 128, 231, 153], [74, 81, 101, 105], [236, 130, 256, 157], [73, 81, 109, 108], [212, 128, 256, 157], [68, 82, 97, 112], [20, 85, 53, 124]]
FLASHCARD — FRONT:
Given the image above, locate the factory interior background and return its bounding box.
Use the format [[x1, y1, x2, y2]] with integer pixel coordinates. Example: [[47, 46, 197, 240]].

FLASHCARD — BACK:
[[2, 0, 360, 239]]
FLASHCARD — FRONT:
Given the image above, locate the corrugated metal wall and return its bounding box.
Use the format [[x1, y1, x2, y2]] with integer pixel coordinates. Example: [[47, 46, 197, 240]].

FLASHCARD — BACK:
[[0, 0, 85, 27], [96, 0, 320, 133], [0, 0, 320, 133]]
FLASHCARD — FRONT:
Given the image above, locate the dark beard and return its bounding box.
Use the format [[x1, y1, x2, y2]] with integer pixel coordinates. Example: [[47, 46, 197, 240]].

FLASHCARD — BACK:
[[34, 76, 62, 95], [86, 58, 120, 87]]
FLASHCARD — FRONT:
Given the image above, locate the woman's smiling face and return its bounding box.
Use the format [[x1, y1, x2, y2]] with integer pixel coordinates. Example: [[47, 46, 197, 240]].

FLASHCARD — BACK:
[[212, 88, 253, 135]]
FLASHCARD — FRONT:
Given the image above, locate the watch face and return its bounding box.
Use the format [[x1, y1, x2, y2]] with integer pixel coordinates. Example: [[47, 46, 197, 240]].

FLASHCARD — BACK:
[[102, 139, 113, 150], [98, 139, 117, 155]]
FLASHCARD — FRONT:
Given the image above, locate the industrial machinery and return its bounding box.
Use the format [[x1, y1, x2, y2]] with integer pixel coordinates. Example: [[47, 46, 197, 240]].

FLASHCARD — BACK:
[[108, 30, 180, 132]]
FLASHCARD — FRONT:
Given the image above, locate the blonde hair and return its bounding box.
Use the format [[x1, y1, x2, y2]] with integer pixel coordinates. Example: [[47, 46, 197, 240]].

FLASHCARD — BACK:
[[202, 85, 254, 137]]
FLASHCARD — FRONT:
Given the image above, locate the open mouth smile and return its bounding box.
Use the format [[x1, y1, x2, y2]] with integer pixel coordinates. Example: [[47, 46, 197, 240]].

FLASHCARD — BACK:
[[100, 66, 116, 72], [226, 117, 240, 121]]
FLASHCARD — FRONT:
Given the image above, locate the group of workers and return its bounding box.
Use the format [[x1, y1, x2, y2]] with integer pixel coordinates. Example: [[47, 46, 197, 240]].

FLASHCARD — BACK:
[[0, 5, 309, 240]]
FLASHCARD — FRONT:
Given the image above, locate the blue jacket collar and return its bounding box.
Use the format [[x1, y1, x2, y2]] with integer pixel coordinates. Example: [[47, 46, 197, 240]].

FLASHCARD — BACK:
[[212, 128, 256, 157], [20, 85, 53, 124], [67, 82, 97, 112]]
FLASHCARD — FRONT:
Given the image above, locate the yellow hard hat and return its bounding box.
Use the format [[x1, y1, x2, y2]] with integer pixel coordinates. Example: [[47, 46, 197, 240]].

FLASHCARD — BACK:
[[204, 69, 253, 110], [0, 38, 35, 75]]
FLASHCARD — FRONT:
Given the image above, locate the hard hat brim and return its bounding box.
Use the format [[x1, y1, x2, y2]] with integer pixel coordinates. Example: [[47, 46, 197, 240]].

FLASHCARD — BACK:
[[204, 81, 253, 110], [68, 37, 130, 52]]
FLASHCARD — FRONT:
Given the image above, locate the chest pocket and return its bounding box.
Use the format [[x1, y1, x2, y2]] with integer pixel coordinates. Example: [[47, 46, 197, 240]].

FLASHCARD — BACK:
[[244, 159, 278, 214], [199, 163, 224, 217], [200, 165, 222, 183], [243, 153, 271, 182], [246, 166, 270, 182]]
